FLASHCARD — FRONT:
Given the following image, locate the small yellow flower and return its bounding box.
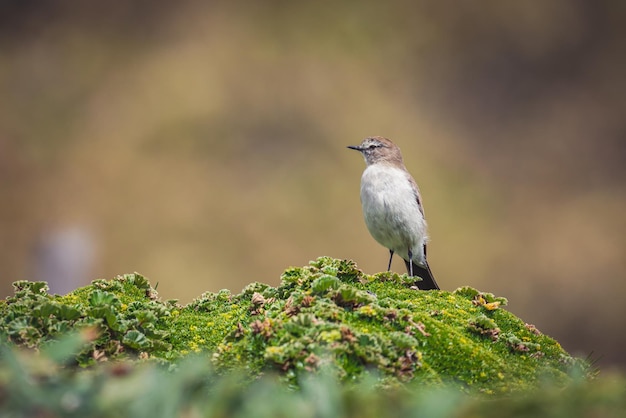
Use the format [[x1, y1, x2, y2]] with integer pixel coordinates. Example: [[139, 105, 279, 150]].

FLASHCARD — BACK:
[[357, 305, 376, 316], [484, 302, 500, 311], [266, 346, 283, 355], [319, 330, 342, 343], [265, 346, 285, 360]]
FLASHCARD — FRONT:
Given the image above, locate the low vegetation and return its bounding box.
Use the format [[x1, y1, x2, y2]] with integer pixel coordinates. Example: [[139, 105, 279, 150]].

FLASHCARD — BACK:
[[2, 257, 621, 417]]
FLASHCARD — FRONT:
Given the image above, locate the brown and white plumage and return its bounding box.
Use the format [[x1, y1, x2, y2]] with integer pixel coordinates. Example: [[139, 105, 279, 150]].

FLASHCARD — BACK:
[[348, 136, 439, 290]]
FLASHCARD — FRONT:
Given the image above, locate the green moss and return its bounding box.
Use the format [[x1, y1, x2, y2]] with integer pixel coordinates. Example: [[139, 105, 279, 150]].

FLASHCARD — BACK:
[[0, 274, 173, 366], [0, 257, 587, 394]]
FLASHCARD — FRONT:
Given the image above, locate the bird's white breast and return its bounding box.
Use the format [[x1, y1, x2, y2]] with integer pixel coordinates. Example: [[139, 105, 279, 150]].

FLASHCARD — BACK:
[[359, 164, 427, 262]]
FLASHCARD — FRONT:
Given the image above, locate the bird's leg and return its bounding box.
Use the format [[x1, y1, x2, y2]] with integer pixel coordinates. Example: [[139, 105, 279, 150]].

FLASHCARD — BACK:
[[407, 249, 414, 276], [387, 250, 394, 272]]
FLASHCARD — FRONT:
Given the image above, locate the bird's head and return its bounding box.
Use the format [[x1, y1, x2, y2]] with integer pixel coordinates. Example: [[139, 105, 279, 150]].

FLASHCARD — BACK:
[[347, 136, 403, 166]]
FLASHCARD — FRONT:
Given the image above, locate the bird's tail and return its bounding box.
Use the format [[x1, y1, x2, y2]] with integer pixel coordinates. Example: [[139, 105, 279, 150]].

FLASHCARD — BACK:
[[404, 260, 440, 290]]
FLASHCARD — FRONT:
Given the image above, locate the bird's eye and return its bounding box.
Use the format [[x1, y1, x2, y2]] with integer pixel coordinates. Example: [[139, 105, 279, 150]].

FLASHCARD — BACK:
[[368, 144, 378, 149]]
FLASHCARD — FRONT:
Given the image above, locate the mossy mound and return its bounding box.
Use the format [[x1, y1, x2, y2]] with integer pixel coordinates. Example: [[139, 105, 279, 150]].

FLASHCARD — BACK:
[[0, 257, 585, 394]]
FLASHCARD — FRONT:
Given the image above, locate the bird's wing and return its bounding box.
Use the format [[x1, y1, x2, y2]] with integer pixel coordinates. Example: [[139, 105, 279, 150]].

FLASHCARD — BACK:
[[407, 174, 425, 217]]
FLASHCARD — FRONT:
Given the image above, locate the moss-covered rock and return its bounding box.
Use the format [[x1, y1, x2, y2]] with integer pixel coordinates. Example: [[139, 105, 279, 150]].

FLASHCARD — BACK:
[[0, 257, 586, 394]]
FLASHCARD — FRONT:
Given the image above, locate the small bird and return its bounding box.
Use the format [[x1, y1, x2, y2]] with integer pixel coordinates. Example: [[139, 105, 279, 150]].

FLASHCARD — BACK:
[[347, 136, 439, 290]]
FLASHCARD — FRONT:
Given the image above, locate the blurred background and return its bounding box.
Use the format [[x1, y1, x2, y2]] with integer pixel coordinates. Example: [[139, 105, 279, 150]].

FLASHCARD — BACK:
[[1, 1, 624, 370]]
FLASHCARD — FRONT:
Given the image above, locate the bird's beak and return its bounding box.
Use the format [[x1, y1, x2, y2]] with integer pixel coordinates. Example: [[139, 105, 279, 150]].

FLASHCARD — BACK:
[[347, 145, 363, 151]]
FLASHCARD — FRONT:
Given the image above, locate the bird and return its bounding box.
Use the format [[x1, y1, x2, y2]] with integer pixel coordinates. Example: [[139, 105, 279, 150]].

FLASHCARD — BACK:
[[347, 136, 439, 290]]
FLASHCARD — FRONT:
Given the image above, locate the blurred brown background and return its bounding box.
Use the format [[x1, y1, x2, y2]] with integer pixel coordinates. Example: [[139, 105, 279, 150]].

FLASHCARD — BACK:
[[1, 1, 625, 370]]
